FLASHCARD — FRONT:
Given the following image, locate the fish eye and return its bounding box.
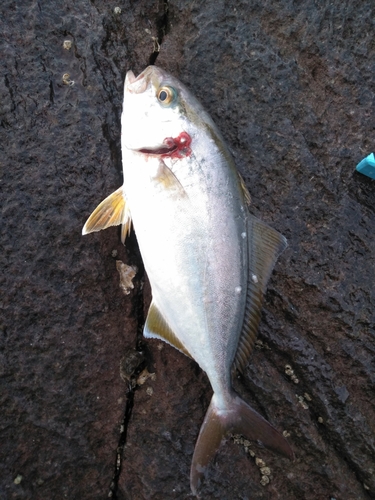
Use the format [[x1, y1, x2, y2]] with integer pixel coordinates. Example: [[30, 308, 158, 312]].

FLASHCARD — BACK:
[[157, 86, 176, 106]]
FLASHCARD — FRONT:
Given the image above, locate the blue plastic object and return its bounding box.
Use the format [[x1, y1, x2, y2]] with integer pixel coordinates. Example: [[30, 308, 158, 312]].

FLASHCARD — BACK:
[[356, 153, 375, 179]]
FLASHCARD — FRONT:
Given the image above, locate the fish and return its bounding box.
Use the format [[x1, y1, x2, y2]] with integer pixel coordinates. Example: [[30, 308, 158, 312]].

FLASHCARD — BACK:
[[82, 65, 294, 495]]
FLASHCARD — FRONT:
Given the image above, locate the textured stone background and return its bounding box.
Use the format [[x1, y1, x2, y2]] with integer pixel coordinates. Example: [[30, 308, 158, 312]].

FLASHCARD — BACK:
[[1, 0, 374, 499]]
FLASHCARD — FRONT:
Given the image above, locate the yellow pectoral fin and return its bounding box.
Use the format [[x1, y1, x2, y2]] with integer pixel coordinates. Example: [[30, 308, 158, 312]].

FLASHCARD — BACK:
[[153, 160, 187, 198], [82, 186, 131, 244], [120, 203, 132, 244], [144, 301, 192, 359]]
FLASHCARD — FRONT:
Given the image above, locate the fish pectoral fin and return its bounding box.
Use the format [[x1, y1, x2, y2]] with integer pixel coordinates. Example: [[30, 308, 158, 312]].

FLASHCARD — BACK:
[[190, 392, 294, 496], [82, 186, 132, 244], [152, 160, 187, 198], [233, 215, 287, 374], [120, 203, 132, 244], [144, 302, 192, 358]]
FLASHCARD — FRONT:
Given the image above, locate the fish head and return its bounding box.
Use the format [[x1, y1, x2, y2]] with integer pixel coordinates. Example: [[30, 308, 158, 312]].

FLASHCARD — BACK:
[[121, 66, 215, 158]]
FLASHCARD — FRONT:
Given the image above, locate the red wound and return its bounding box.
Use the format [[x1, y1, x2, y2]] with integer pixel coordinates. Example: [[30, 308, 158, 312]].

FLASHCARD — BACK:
[[162, 132, 192, 159]]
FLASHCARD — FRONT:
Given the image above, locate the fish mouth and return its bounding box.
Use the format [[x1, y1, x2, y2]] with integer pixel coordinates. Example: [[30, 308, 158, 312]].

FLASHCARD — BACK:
[[135, 132, 192, 159], [125, 67, 161, 94], [125, 70, 136, 85], [137, 137, 178, 156]]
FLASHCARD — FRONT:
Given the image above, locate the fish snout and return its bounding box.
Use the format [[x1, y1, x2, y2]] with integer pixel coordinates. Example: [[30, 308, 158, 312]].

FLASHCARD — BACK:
[[125, 70, 136, 86], [125, 69, 149, 94]]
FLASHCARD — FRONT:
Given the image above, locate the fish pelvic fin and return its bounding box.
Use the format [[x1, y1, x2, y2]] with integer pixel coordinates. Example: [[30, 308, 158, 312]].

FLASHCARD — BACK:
[[144, 301, 192, 359], [82, 186, 132, 244], [233, 215, 287, 374], [190, 392, 293, 496]]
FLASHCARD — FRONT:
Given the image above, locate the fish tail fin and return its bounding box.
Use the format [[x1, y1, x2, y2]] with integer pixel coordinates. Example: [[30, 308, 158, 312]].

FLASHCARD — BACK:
[[190, 392, 293, 496]]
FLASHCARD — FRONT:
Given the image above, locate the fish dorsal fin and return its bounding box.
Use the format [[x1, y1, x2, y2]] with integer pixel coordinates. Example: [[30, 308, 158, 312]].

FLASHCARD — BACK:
[[233, 214, 287, 374], [144, 301, 192, 359], [82, 186, 132, 244], [238, 172, 251, 206]]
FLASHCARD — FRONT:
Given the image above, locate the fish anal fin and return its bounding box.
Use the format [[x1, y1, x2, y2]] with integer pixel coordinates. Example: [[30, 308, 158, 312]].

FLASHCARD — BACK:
[[191, 392, 293, 496], [144, 302, 192, 359], [233, 215, 287, 374], [82, 186, 132, 244]]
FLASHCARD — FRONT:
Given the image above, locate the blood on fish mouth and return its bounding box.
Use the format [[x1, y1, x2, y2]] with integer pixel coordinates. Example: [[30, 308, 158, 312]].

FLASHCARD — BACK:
[[138, 132, 192, 159]]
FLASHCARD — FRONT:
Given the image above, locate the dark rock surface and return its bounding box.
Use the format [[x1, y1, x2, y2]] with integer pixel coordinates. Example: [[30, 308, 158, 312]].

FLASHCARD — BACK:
[[1, 1, 374, 499]]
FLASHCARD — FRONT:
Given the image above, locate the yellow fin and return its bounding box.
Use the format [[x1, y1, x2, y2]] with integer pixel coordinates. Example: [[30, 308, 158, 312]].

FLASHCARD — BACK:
[[152, 160, 187, 198], [144, 301, 192, 358], [121, 203, 132, 244], [82, 187, 131, 243], [233, 214, 287, 374], [238, 172, 251, 206]]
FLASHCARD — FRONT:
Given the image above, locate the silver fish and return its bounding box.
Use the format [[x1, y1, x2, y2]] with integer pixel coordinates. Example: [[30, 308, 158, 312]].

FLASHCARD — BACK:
[[83, 66, 293, 495]]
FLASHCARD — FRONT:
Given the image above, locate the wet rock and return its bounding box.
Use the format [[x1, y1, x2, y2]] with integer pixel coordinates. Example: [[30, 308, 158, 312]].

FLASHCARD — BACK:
[[1, 0, 374, 499]]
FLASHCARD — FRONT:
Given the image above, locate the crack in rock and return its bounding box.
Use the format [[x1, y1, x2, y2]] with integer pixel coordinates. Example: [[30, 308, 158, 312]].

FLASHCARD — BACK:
[[149, 0, 170, 65]]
